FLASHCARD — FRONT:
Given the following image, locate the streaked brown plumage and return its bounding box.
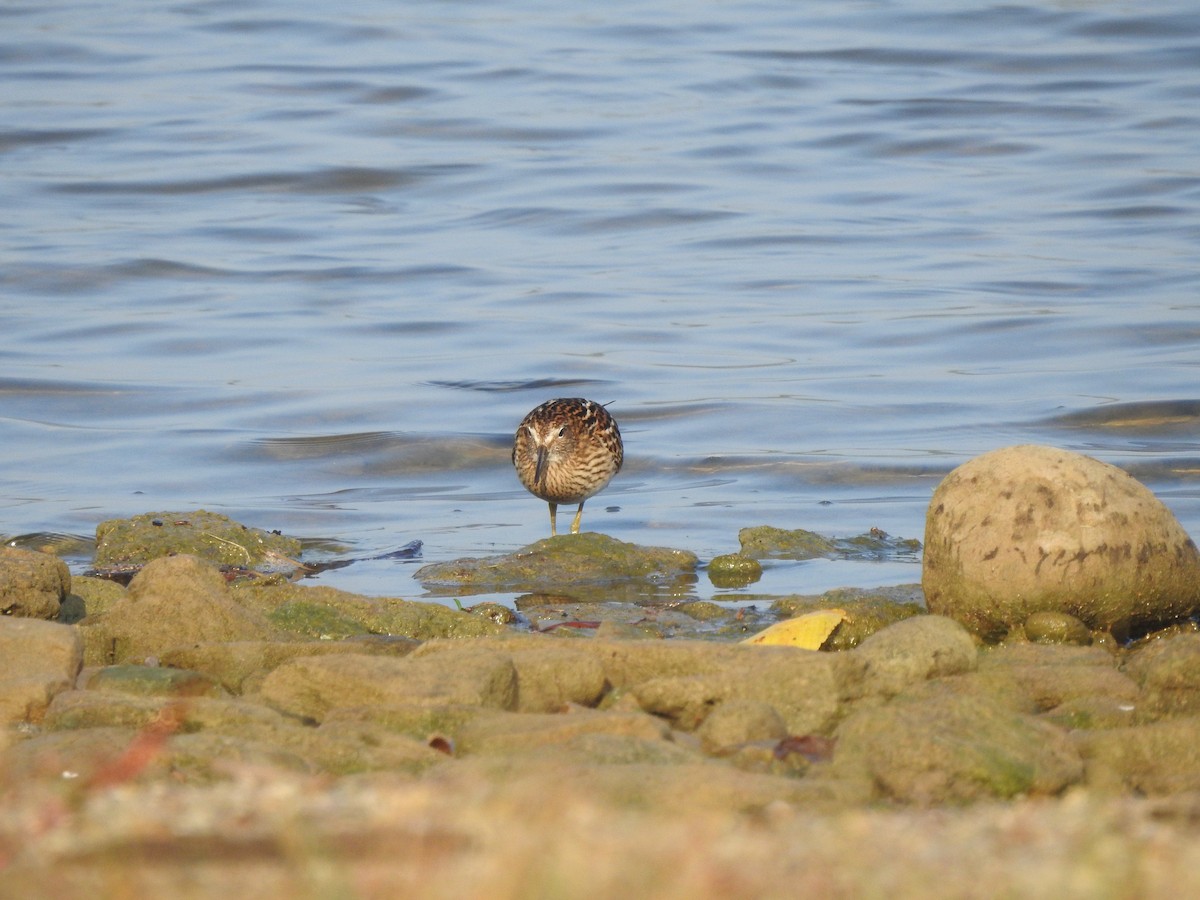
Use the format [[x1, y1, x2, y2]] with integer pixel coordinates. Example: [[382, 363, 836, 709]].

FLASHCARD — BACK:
[[512, 398, 623, 535]]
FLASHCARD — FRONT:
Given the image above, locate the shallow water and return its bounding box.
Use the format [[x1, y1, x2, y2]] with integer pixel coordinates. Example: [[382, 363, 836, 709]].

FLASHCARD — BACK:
[[3, 0, 1199, 605]]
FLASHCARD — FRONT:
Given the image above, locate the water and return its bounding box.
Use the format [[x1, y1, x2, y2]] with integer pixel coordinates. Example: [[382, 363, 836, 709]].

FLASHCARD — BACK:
[[3, 0, 1199, 604]]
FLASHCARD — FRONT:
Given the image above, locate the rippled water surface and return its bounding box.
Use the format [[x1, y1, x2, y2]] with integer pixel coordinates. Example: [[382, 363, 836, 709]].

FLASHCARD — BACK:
[[3, 0, 1199, 602]]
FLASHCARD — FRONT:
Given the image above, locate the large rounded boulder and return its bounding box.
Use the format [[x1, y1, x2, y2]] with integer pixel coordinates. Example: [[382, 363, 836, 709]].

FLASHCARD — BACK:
[[923, 445, 1200, 640]]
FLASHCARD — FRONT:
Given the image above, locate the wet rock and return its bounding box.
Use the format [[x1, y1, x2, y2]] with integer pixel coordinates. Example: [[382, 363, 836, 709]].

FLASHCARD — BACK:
[[738, 526, 921, 562], [0, 617, 83, 725], [707, 553, 762, 588], [413, 532, 698, 598], [160, 638, 421, 694], [259, 648, 518, 722], [833, 686, 1084, 803], [232, 582, 505, 640], [1123, 633, 1200, 719], [0, 546, 71, 619], [738, 526, 837, 559], [1077, 717, 1200, 794], [833, 614, 977, 701], [92, 509, 303, 573], [697, 700, 788, 754], [1023, 611, 1093, 645], [923, 445, 1200, 640], [78, 555, 282, 666]]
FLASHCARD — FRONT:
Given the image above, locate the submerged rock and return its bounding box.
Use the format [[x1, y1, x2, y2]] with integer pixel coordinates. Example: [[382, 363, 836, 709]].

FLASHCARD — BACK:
[[923, 445, 1200, 641], [414, 532, 698, 598]]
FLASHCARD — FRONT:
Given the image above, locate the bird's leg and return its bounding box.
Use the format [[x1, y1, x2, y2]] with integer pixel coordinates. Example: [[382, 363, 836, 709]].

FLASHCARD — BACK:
[[570, 502, 585, 534], [548, 502, 558, 536]]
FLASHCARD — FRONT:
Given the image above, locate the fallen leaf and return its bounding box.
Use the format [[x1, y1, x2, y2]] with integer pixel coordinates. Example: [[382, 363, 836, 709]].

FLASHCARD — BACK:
[[740, 608, 847, 650]]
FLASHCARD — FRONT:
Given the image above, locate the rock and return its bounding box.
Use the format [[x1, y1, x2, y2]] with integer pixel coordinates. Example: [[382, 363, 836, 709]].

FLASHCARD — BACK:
[[0, 546, 71, 619], [60, 574, 126, 623], [233, 582, 505, 640], [412, 639, 607, 713], [160, 638, 420, 694], [413, 532, 698, 600], [833, 686, 1084, 803], [40, 690, 444, 777], [697, 700, 788, 754], [92, 509, 302, 572], [259, 648, 518, 722], [833, 614, 978, 701], [80, 664, 229, 699], [1077, 717, 1200, 794], [707, 553, 762, 588], [630, 646, 840, 734], [1023, 611, 1093, 645], [455, 708, 674, 756], [0, 617, 83, 725], [923, 445, 1200, 640], [738, 526, 920, 562], [78, 555, 283, 665], [1123, 633, 1200, 719], [972, 643, 1139, 716]]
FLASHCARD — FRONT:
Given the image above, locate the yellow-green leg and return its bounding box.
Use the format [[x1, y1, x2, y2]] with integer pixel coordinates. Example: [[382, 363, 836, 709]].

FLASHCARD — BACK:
[[548, 502, 558, 536], [570, 502, 585, 534]]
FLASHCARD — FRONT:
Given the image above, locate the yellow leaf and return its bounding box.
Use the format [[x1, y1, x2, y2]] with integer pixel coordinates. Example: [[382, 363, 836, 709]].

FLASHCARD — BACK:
[[741, 608, 847, 650]]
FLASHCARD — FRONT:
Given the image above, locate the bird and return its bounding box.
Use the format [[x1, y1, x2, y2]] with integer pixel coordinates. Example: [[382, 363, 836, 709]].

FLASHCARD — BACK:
[[512, 398, 623, 536]]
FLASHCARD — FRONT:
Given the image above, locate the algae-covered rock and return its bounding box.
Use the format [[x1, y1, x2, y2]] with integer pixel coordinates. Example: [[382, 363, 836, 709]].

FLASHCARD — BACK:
[[1123, 633, 1200, 719], [923, 445, 1200, 641], [78, 555, 283, 665], [965, 643, 1139, 722], [93, 509, 302, 572], [60, 574, 127, 623], [707, 554, 762, 588], [738, 526, 921, 562], [833, 685, 1084, 803], [833, 614, 977, 701], [413, 533, 697, 597], [0, 546, 71, 619], [739, 526, 836, 560], [232, 582, 507, 640], [1023, 611, 1093, 646], [1077, 717, 1200, 794]]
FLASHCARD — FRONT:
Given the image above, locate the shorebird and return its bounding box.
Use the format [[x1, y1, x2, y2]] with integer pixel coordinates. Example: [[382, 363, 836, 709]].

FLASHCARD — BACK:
[[512, 398, 623, 535]]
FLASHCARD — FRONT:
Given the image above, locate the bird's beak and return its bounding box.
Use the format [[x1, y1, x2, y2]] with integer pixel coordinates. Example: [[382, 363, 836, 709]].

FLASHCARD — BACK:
[[534, 445, 549, 488]]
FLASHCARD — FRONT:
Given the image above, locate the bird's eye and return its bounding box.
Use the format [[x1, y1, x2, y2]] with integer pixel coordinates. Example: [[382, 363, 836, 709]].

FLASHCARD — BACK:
[[557, 426, 566, 437]]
